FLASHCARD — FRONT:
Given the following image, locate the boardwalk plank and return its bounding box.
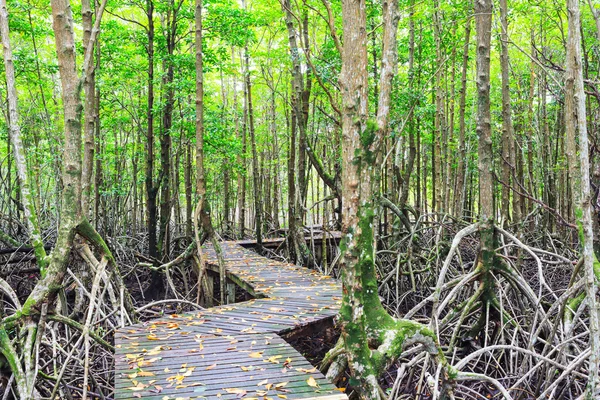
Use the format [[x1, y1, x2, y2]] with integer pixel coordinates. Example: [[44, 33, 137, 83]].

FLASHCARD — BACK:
[[115, 241, 348, 400]]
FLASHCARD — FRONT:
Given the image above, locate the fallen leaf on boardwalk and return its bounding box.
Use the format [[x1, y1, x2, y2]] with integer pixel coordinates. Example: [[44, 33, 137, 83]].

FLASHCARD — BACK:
[[296, 367, 317, 373], [275, 382, 288, 389], [127, 382, 147, 391], [137, 370, 155, 377], [307, 376, 319, 388], [224, 388, 247, 395], [206, 363, 217, 370], [248, 352, 263, 358], [258, 379, 269, 386], [277, 395, 287, 399], [147, 346, 163, 356]]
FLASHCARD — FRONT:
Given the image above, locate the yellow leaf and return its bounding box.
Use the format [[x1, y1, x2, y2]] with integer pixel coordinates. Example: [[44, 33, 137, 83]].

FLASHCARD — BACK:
[[224, 388, 247, 394], [206, 364, 217, 370], [248, 352, 263, 358], [307, 376, 318, 388], [137, 371, 155, 377]]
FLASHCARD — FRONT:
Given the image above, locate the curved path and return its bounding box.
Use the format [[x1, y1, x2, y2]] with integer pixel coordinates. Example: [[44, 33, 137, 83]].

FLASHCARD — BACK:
[[114, 242, 348, 400]]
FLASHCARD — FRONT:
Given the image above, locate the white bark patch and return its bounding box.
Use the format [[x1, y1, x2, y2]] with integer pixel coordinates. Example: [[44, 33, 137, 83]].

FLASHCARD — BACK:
[[377, 329, 397, 354], [366, 374, 379, 398], [353, 304, 364, 320], [352, 362, 365, 373]]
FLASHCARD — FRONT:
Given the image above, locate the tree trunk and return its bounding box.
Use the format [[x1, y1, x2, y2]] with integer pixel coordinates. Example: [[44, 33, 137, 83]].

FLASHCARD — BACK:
[[454, 18, 471, 218], [81, 0, 96, 215], [565, 0, 600, 395], [473, 0, 498, 335], [159, 2, 177, 259], [145, 0, 163, 296], [334, 0, 443, 397], [499, 0, 518, 225], [433, 1, 445, 215], [244, 48, 262, 248]]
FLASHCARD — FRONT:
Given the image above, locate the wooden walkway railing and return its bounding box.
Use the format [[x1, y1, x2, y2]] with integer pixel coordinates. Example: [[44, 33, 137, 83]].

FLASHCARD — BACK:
[[114, 242, 348, 400]]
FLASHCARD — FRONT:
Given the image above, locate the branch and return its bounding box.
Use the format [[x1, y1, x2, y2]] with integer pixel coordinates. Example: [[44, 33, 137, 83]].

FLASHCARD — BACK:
[[47, 314, 114, 352]]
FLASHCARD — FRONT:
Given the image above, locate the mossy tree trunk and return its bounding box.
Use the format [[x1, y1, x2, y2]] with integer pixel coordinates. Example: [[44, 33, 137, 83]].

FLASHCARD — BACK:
[[335, 0, 445, 398]]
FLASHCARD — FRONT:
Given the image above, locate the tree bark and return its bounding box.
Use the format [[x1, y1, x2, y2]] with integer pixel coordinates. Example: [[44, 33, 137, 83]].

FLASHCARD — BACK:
[[565, 0, 600, 395], [158, 1, 178, 259], [335, 0, 444, 397], [244, 48, 262, 248], [454, 18, 471, 218], [81, 0, 96, 215], [473, 0, 498, 334]]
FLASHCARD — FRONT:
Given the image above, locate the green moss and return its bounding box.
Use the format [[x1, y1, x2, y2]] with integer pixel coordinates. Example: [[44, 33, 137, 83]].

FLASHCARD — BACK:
[[447, 365, 459, 380], [360, 119, 377, 149]]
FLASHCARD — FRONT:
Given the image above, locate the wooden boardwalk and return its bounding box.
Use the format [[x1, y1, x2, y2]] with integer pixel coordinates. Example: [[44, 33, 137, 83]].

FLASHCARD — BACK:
[[114, 242, 348, 400]]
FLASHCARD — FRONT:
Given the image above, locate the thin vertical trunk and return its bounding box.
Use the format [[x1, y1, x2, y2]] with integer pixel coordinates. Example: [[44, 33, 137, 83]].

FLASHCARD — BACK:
[[526, 30, 536, 221], [146, 0, 158, 259], [185, 142, 193, 238], [159, 2, 177, 258], [239, 49, 248, 238], [444, 26, 456, 213], [565, 0, 600, 395], [244, 48, 262, 247], [281, 0, 314, 261], [94, 71, 102, 228], [133, 137, 138, 234], [454, 18, 471, 218], [145, 0, 163, 296], [271, 90, 281, 232], [81, 0, 96, 215], [433, 0, 445, 215], [397, 3, 417, 211], [473, 0, 497, 332], [499, 0, 516, 225], [0, 0, 47, 271]]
